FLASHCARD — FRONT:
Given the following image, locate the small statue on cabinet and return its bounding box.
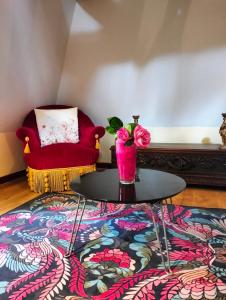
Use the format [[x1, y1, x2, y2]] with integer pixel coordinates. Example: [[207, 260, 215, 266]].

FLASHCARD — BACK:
[[219, 113, 226, 150]]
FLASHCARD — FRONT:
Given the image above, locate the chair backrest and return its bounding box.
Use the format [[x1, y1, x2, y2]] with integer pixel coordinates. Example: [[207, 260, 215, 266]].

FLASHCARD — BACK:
[[23, 105, 95, 144]]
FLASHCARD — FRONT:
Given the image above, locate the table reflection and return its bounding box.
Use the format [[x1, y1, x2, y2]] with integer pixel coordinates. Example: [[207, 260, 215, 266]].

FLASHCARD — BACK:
[[118, 183, 136, 202]]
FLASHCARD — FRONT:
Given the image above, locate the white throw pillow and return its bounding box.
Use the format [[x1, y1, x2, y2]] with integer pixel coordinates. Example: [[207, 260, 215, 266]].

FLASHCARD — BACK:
[[34, 107, 79, 147]]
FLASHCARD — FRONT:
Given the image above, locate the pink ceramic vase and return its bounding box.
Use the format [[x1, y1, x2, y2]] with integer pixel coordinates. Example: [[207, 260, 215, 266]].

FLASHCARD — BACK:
[[116, 139, 136, 184]]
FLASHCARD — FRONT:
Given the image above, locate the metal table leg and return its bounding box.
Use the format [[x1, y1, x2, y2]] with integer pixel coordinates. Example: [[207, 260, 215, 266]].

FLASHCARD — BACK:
[[160, 203, 172, 273], [65, 194, 87, 257], [100, 202, 107, 216], [164, 197, 173, 223], [150, 202, 172, 274]]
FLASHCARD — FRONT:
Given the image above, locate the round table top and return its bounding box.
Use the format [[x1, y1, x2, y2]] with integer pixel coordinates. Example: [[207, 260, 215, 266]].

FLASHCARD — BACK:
[[70, 168, 186, 204]]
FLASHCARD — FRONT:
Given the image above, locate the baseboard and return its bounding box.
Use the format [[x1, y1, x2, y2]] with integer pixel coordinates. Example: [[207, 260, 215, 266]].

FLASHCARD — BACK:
[[0, 170, 26, 184], [1, 164, 112, 184], [96, 162, 112, 169]]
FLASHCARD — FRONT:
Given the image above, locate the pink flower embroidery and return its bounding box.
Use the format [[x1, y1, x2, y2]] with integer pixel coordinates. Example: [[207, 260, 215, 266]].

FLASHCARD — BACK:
[[84, 248, 135, 270], [116, 219, 149, 231], [88, 230, 102, 240], [178, 267, 226, 299], [134, 125, 151, 148]]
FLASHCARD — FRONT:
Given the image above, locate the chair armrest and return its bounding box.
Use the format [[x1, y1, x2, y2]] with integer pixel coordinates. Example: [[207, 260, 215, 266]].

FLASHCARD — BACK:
[[93, 126, 105, 139], [16, 127, 40, 152], [80, 126, 105, 148]]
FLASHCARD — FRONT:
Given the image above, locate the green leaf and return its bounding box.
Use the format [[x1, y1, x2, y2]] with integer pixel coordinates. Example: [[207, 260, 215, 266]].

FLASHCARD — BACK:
[[0, 282, 8, 295], [97, 280, 108, 293], [134, 231, 156, 243], [104, 273, 118, 278], [101, 237, 114, 245], [129, 243, 152, 271], [91, 269, 101, 275], [82, 238, 102, 249], [113, 267, 133, 277], [125, 138, 134, 146], [80, 247, 91, 259], [84, 280, 98, 289], [101, 223, 119, 237], [106, 126, 117, 137], [125, 123, 137, 135], [167, 228, 189, 240], [107, 117, 123, 130], [81, 237, 114, 260], [82, 261, 99, 269]]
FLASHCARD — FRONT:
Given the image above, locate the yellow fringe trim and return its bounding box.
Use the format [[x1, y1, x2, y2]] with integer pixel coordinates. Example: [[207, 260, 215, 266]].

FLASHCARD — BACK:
[[27, 165, 96, 193]]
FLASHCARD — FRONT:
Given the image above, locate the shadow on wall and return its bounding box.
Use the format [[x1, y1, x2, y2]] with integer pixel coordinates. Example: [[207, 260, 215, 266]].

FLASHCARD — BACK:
[[59, 0, 226, 128], [61, 0, 190, 96], [0, 0, 75, 132], [73, 0, 191, 66], [73, 0, 226, 67], [0, 0, 76, 176]]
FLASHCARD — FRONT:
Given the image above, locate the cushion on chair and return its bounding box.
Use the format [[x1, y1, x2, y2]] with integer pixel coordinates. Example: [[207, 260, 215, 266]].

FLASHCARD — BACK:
[[23, 105, 94, 131], [34, 107, 79, 147], [25, 143, 99, 170]]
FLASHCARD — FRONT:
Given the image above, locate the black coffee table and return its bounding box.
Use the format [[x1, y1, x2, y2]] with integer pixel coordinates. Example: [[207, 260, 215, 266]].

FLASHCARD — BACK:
[[68, 168, 186, 272]]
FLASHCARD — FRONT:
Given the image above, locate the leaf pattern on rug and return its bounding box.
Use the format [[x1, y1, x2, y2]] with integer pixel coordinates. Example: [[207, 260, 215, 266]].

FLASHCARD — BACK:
[[68, 255, 87, 297], [0, 192, 225, 299]]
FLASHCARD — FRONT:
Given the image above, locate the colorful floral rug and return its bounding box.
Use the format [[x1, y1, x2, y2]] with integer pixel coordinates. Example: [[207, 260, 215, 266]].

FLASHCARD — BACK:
[[0, 193, 225, 300]]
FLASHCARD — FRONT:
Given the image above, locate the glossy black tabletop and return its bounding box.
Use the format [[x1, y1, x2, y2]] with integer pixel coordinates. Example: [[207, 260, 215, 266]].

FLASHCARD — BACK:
[[70, 168, 186, 204]]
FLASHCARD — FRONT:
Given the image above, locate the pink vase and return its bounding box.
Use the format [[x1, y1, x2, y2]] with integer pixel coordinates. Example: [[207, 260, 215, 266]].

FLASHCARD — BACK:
[[116, 139, 136, 184]]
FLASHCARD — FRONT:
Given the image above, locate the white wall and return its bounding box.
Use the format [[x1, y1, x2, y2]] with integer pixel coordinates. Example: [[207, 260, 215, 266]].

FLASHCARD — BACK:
[[58, 0, 226, 162], [0, 0, 76, 176]]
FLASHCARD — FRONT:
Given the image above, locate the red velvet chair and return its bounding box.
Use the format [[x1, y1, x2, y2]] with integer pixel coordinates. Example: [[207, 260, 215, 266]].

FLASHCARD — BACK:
[[16, 105, 105, 192]]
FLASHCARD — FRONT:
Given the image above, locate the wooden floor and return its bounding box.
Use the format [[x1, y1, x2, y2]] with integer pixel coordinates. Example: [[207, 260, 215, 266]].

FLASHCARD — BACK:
[[0, 176, 226, 215]]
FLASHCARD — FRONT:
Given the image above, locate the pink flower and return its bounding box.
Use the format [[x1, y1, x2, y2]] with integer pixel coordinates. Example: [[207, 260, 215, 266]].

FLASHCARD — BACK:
[[116, 127, 130, 142], [89, 230, 102, 240], [177, 267, 226, 300], [84, 248, 135, 270], [134, 125, 150, 148], [115, 219, 149, 231]]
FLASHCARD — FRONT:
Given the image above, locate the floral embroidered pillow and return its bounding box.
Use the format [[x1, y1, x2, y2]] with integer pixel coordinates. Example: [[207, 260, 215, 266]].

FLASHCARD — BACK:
[[34, 108, 79, 147]]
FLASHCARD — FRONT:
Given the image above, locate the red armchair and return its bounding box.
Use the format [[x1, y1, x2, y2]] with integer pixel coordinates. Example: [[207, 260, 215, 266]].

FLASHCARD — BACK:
[[16, 105, 105, 192]]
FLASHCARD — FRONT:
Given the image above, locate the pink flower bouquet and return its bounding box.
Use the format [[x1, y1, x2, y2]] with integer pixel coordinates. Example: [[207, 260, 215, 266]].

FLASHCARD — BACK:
[[106, 117, 151, 147], [106, 116, 151, 183]]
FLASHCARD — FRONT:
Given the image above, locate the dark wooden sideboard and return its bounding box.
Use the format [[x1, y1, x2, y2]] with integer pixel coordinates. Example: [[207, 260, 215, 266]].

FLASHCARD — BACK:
[[110, 143, 226, 187]]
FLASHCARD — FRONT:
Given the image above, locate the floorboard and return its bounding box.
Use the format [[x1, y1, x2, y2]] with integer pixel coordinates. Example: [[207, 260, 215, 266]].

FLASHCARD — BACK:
[[1, 176, 226, 215]]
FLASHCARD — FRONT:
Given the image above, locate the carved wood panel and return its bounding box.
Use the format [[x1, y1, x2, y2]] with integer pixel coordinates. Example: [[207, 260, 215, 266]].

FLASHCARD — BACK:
[[136, 153, 226, 173], [110, 144, 226, 187]]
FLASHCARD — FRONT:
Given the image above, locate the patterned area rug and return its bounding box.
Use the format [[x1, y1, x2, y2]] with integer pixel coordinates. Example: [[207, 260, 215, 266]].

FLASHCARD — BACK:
[[0, 193, 225, 300]]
